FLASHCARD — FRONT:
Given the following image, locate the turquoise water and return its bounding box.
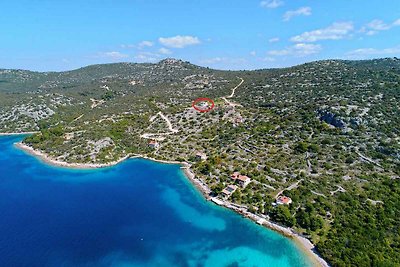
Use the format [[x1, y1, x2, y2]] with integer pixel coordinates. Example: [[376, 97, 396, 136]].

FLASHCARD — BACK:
[[0, 135, 314, 267]]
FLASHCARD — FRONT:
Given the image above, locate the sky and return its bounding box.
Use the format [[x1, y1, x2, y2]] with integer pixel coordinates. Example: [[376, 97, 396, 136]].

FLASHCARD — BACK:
[[1, 0, 400, 71]]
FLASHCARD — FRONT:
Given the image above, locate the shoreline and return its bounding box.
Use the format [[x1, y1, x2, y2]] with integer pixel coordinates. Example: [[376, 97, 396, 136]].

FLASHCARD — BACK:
[[13, 139, 328, 266], [15, 142, 132, 169], [0, 131, 39, 136]]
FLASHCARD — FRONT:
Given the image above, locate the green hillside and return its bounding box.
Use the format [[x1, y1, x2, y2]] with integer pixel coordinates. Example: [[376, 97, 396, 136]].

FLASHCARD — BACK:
[[1, 58, 399, 266]]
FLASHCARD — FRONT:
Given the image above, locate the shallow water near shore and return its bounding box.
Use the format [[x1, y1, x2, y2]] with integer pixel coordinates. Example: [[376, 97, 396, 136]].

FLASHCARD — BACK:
[[0, 135, 314, 267]]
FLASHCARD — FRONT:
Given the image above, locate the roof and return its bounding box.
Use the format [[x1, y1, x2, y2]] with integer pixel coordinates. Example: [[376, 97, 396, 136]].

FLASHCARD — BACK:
[[231, 173, 250, 182], [277, 196, 292, 204], [237, 175, 250, 182]]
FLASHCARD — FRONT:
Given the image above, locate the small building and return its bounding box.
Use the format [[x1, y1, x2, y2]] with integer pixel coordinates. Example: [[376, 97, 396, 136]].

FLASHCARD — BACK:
[[276, 195, 292, 205], [231, 172, 251, 188], [148, 140, 159, 149], [221, 185, 238, 198], [195, 152, 207, 161], [236, 175, 251, 188]]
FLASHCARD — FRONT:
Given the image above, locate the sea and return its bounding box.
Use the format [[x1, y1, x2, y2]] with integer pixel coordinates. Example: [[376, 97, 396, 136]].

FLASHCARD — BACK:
[[0, 135, 314, 267]]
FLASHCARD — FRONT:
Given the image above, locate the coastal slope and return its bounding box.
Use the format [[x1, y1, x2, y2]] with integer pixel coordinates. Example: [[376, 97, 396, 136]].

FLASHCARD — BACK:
[[1, 58, 399, 266]]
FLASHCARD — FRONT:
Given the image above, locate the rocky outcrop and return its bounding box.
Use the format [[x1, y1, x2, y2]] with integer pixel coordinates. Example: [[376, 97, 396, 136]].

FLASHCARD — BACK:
[[317, 110, 345, 129]]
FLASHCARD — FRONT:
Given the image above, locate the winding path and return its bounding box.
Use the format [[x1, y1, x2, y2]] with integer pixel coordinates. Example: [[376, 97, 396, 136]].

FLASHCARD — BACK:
[[311, 190, 327, 198], [227, 77, 244, 98], [222, 77, 244, 107], [330, 185, 346, 195], [140, 112, 178, 140], [157, 112, 178, 133], [71, 114, 84, 123], [275, 179, 304, 198], [355, 147, 382, 168]]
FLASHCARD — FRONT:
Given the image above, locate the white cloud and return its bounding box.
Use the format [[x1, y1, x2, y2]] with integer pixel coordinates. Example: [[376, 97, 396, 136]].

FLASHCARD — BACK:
[[260, 0, 283, 8], [283, 7, 311, 21], [134, 52, 160, 62], [268, 37, 280, 43], [364, 31, 377, 36], [138, 41, 154, 48], [199, 57, 247, 66], [294, 43, 322, 56], [199, 57, 224, 64], [360, 18, 400, 35], [367, 19, 391, 30], [268, 49, 289, 56], [120, 44, 135, 49], [158, 35, 201, 48], [158, 48, 172, 55], [121, 41, 154, 49], [250, 51, 257, 56], [290, 22, 354, 42], [346, 46, 400, 57], [98, 51, 129, 59], [268, 43, 322, 57], [261, 57, 276, 62]]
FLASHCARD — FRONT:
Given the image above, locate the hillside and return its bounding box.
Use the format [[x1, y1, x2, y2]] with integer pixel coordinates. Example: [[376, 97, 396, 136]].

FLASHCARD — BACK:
[[1, 58, 399, 266]]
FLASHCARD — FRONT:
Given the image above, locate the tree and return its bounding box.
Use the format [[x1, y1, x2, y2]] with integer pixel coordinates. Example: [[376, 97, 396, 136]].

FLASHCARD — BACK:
[[231, 189, 242, 202], [270, 205, 295, 227], [197, 162, 212, 175], [295, 142, 308, 153], [308, 143, 320, 153], [211, 182, 224, 195]]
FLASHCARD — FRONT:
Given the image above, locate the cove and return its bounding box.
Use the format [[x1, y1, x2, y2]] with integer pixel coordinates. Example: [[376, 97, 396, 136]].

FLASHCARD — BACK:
[[0, 135, 314, 267]]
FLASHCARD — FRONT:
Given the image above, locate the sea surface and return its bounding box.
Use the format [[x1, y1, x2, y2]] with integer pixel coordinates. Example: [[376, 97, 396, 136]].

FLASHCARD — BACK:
[[0, 135, 314, 267]]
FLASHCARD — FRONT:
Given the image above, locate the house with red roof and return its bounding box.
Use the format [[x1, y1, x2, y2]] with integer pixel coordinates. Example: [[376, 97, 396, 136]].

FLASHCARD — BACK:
[[148, 140, 159, 149], [276, 195, 292, 205], [231, 172, 251, 188]]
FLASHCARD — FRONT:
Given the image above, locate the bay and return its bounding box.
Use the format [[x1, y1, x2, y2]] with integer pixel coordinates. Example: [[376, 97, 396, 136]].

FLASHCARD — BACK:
[[0, 135, 314, 267]]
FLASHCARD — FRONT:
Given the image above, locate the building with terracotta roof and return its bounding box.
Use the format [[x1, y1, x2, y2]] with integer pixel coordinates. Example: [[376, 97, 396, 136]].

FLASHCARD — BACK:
[[148, 140, 159, 149], [231, 172, 251, 188], [276, 195, 292, 205], [236, 175, 251, 188]]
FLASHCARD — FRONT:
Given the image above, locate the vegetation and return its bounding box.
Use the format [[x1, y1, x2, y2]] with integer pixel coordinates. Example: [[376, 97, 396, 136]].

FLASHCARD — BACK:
[[1, 58, 399, 266]]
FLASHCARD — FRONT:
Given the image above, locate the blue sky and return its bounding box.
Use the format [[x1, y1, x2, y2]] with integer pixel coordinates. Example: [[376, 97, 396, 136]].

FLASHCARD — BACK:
[[1, 0, 400, 71]]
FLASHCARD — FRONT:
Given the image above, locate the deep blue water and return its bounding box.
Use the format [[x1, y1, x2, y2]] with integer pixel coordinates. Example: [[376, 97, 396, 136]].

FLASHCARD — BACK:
[[0, 135, 314, 267]]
